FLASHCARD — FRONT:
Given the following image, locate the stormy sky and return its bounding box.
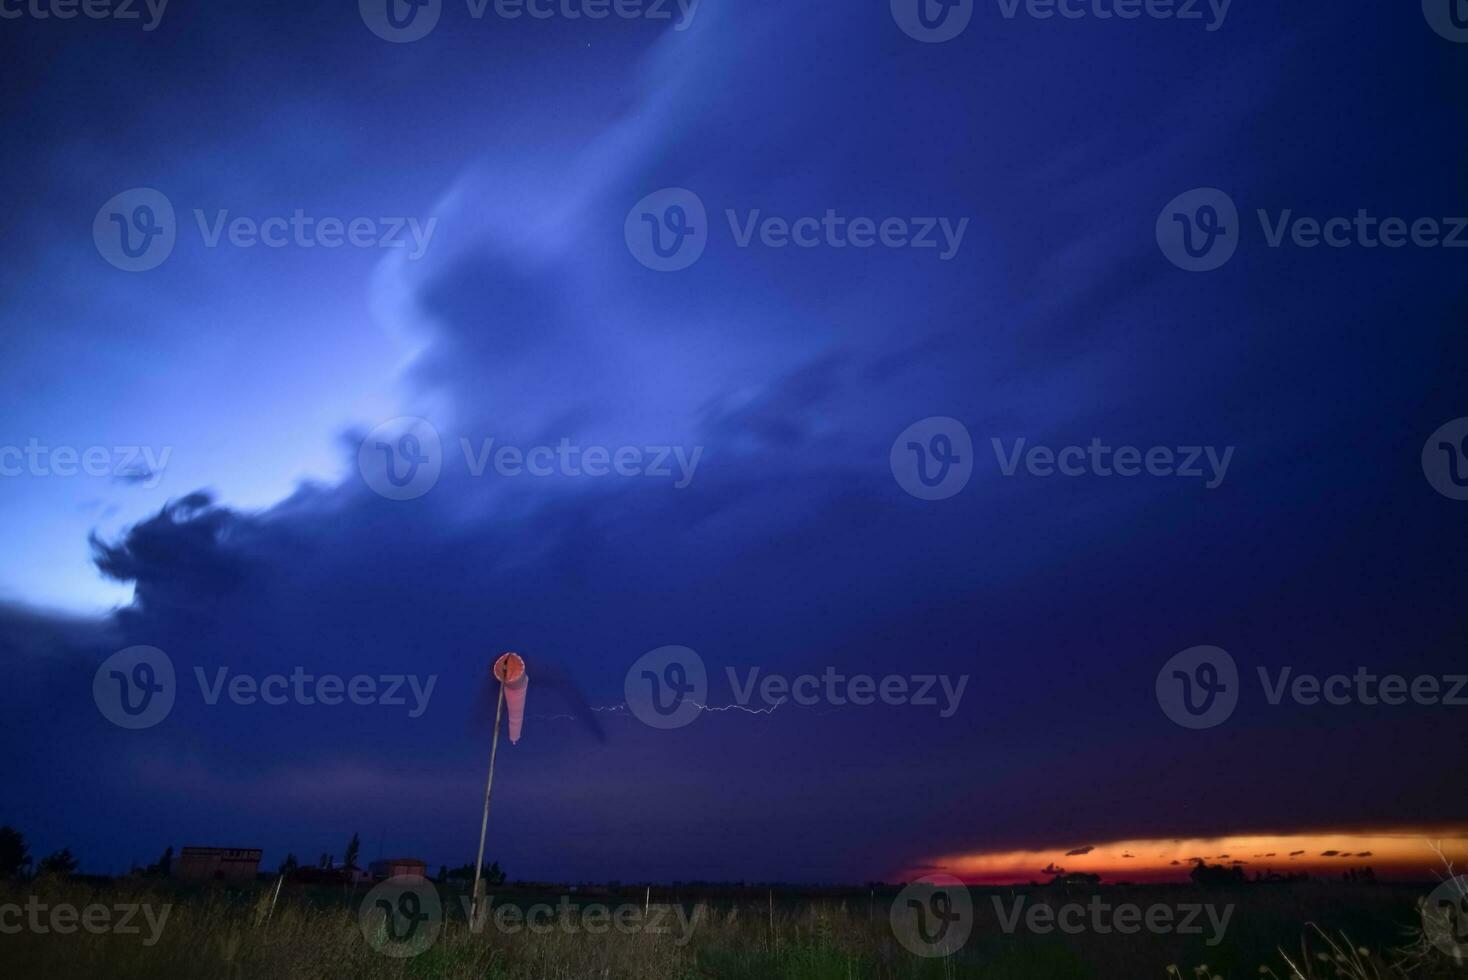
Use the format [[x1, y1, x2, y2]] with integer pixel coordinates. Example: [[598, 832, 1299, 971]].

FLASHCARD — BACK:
[[1, 0, 1466, 882]]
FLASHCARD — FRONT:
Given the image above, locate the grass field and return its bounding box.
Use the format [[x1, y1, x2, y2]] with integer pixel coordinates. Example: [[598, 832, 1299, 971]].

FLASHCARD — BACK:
[[0, 876, 1462, 979]]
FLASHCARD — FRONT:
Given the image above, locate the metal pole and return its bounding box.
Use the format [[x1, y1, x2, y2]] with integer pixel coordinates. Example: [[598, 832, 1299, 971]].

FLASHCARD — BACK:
[[264, 873, 283, 925], [470, 681, 505, 927], [768, 889, 774, 951]]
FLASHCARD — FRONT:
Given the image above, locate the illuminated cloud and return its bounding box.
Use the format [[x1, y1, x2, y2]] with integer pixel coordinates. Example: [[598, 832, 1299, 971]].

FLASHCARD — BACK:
[[906, 833, 1468, 884]]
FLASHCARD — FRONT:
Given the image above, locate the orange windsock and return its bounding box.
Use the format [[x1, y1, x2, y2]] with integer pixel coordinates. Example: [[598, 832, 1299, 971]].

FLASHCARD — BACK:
[[494, 653, 528, 745]]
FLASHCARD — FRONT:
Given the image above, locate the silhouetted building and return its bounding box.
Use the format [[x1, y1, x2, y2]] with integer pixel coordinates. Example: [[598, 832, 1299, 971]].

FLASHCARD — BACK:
[[369, 858, 427, 880], [175, 847, 262, 883], [287, 866, 356, 886]]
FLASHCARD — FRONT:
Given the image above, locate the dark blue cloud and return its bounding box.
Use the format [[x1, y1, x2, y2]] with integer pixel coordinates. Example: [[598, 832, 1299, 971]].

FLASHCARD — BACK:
[[1, 0, 1465, 881]]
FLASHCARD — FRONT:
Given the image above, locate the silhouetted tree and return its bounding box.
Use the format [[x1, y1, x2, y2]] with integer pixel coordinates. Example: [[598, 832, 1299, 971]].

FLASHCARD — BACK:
[[446, 861, 505, 885], [344, 833, 361, 871], [145, 846, 174, 877], [279, 853, 299, 875], [37, 849, 78, 877], [1189, 860, 1247, 887], [0, 826, 31, 879]]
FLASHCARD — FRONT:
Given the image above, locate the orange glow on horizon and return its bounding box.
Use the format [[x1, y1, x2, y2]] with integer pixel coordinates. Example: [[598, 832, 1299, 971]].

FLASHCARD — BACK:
[[901, 830, 1468, 884]]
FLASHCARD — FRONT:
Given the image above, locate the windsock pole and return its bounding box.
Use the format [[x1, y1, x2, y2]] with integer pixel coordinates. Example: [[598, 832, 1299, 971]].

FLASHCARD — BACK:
[[470, 680, 505, 927]]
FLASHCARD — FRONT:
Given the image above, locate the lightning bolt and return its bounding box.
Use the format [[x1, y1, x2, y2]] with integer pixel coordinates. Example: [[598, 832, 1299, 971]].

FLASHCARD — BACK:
[[532, 699, 787, 723]]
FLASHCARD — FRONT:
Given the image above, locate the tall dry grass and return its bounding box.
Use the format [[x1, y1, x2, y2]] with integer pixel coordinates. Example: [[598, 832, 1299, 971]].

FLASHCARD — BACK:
[[2, 877, 1463, 980]]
